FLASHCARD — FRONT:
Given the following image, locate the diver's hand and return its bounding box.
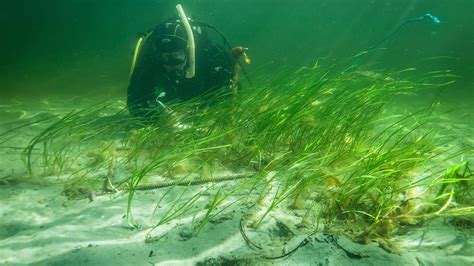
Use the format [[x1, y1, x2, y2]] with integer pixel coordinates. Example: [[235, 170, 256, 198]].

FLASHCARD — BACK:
[[231, 47, 251, 64]]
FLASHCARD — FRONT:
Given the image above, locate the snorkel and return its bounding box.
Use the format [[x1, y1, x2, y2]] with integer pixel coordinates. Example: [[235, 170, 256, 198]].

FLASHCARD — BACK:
[[176, 4, 195, 79]]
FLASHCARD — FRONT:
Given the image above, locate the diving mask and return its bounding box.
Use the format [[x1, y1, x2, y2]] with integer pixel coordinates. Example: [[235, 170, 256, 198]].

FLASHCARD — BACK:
[[160, 51, 187, 66]]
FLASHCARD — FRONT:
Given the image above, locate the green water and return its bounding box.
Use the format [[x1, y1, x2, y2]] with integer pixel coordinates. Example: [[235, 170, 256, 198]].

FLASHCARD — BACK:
[[0, 2, 473, 264], [0, 0, 472, 102]]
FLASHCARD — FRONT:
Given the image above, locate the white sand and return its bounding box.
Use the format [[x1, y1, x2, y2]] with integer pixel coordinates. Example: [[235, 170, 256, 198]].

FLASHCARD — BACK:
[[0, 180, 473, 265], [1, 98, 473, 265]]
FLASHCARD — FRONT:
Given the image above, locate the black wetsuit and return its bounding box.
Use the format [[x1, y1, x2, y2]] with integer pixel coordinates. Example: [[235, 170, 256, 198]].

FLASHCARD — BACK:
[[127, 22, 234, 117]]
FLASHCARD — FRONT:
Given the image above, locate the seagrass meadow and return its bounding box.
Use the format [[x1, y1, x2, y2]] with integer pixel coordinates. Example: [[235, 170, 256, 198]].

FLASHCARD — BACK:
[[0, 1, 473, 265]]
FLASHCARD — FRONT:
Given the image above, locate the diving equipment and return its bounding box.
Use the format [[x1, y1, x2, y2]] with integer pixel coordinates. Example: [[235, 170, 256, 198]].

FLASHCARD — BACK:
[[130, 32, 152, 77], [351, 12, 441, 67], [364, 13, 441, 53], [176, 4, 195, 79]]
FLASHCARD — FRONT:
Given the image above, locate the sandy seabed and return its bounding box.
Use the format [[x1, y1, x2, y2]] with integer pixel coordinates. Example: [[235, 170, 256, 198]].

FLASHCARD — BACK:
[[0, 97, 473, 265], [1, 180, 473, 265]]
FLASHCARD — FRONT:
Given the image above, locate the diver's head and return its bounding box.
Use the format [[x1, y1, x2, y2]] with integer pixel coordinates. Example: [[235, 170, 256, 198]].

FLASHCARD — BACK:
[[154, 21, 189, 73]]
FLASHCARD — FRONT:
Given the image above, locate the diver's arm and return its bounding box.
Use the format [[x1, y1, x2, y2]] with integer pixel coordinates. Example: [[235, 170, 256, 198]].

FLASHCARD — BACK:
[[231, 63, 241, 95], [127, 65, 156, 117], [127, 32, 164, 117], [230, 47, 250, 94]]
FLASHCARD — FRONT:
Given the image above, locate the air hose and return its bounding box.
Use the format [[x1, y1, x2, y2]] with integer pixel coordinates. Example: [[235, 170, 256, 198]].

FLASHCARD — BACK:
[[130, 32, 153, 77], [364, 13, 441, 53], [350, 12, 441, 67]]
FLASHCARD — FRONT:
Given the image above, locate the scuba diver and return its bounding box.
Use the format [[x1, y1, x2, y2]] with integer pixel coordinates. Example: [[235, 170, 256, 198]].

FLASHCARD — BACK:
[[127, 5, 250, 117]]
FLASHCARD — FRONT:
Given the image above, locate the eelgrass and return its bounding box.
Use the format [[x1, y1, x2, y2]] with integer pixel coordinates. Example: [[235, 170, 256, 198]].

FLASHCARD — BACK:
[[20, 60, 473, 245]]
